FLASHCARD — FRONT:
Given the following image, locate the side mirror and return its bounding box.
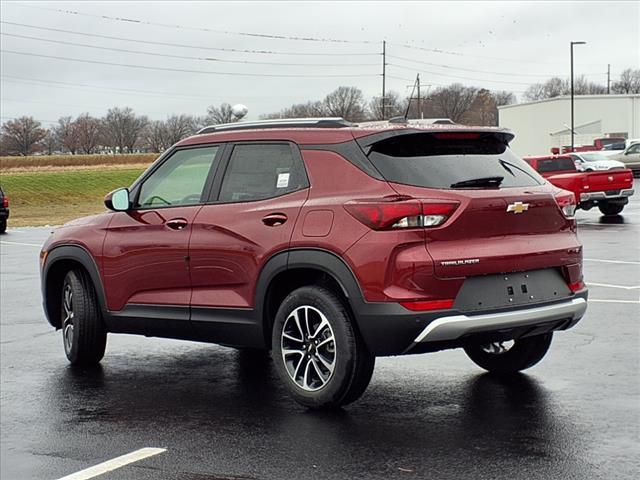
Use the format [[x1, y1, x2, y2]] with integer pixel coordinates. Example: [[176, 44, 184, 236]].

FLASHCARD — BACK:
[[104, 188, 131, 212]]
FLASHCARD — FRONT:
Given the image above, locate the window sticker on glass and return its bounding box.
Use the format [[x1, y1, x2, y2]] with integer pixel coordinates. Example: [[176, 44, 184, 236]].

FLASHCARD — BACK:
[[276, 172, 290, 188]]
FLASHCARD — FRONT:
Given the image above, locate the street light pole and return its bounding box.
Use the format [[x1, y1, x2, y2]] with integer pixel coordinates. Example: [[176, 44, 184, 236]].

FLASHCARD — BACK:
[[570, 41, 586, 152]]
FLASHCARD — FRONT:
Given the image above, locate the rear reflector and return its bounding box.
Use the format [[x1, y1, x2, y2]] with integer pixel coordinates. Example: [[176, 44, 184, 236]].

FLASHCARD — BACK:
[[344, 199, 459, 230], [400, 299, 455, 311], [554, 190, 577, 218], [568, 280, 585, 293]]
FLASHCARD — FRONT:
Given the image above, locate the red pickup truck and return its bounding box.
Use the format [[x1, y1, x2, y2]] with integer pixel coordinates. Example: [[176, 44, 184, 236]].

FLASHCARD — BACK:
[[524, 155, 635, 215]]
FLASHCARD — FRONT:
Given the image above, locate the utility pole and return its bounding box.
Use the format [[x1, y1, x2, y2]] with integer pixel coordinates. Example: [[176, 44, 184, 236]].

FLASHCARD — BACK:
[[417, 73, 422, 119], [381, 40, 386, 119], [607, 64, 611, 94], [570, 41, 586, 152]]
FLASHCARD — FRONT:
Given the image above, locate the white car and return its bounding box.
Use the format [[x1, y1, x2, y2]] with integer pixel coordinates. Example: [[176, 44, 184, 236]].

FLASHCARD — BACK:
[[569, 152, 626, 172]]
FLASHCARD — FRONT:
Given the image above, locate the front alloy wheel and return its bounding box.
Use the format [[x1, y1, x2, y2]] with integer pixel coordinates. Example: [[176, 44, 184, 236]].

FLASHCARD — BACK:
[[281, 306, 336, 391], [62, 283, 75, 356], [60, 270, 107, 365]]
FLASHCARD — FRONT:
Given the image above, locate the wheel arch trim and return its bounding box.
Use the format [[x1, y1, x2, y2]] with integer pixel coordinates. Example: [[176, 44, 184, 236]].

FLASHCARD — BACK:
[[42, 244, 107, 328]]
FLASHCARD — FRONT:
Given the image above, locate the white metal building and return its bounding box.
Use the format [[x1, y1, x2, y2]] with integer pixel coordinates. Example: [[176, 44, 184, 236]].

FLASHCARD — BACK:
[[498, 94, 640, 156]]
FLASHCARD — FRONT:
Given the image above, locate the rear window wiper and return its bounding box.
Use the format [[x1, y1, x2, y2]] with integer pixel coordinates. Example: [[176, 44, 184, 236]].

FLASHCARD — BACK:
[[450, 176, 504, 189]]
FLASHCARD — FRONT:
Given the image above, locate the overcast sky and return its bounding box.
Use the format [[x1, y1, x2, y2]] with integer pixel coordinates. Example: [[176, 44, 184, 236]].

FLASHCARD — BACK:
[[1, 0, 638, 126]]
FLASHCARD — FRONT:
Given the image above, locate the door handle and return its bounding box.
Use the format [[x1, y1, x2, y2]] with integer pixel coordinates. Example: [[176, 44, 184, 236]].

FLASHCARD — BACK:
[[166, 218, 188, 230], [262, 213, 288, 227]]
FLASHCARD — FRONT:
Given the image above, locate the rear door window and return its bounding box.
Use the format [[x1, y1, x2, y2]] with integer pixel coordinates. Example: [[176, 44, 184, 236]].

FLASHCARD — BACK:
[[366, 133, 543, 189], [218, 143, 308, 202], [536, 157, 576, 173]]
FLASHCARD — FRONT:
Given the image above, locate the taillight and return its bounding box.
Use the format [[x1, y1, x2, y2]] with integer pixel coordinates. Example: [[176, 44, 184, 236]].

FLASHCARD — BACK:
[[2, 196, 8, 208], [344, 199, 459, 230], [568, 280, 584, 292], [400, 299, 455, 311], [554, 191, 576, 218]]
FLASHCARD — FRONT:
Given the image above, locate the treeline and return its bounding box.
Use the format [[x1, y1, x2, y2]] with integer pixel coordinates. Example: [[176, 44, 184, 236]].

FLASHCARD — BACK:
[[0, 104, 237, 157], [2, 69, 638, 157]]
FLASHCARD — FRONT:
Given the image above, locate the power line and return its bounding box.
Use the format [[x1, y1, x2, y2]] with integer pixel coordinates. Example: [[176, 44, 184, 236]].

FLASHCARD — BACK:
[[387, 54, 605, 78], [0, 50, 381, 78], [0, 21, 380, 57], [12, 4, 375, 44], [388, 42, 606, 67], [0, 75, 293, 100], [387, 63, 534, 86], [0, 32, 379, 67]]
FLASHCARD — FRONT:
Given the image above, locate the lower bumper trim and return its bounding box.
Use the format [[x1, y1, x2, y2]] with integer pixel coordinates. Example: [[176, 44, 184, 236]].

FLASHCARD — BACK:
[[580, 188, 634, 202], [408, 297, 587, 348]]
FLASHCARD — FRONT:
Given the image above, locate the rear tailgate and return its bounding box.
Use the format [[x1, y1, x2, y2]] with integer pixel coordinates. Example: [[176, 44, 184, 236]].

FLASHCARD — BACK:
[[581, 169, 634, 194], [390, 184, 581, 279]]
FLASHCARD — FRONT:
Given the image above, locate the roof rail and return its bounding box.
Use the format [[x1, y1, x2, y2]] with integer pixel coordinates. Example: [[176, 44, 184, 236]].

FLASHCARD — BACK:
[[196, 117, 351, 134]]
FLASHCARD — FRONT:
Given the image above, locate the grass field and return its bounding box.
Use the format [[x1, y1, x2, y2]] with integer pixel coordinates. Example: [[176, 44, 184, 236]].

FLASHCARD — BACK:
[[1, 167, 146, 226], [0, 153, 158, 171]]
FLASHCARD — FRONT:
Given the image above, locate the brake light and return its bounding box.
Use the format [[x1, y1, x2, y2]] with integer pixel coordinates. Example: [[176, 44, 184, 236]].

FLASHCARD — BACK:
[[344, 199, 459, 230], [400, 299, 455, 311], [432, 133, 481, 140], [568, 280, 584, 292], [554, 191, 576, 218], [2, 196, 8, 208]]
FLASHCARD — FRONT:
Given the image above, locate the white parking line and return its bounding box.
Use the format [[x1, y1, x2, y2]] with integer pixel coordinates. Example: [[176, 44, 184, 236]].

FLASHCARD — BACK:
[[0, 241, 42, 247], [56, 447, 167, 480], [584, 258, 640, 265], [587, 282, 640, 290], [589, 299, 640, 304]]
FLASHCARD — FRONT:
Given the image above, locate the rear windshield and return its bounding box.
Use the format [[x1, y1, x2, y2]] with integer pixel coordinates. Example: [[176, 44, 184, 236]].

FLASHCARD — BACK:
[[535, 157, 576, 172], [366, 133, 543, 189]]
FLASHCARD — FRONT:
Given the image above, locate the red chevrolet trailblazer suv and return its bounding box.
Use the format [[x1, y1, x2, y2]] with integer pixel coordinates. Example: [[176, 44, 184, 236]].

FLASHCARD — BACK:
[[40, 118, 588, 409]]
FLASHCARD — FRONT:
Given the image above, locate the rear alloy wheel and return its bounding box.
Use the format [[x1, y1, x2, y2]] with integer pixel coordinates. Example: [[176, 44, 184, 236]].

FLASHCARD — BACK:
[[61, 270, 107, 366], [598, 201, 625, 216], [272, 286, 375, 409], [464, 333, 553, 374]]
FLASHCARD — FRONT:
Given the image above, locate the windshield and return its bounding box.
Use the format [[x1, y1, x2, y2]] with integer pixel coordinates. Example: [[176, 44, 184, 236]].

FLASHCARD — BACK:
[[367, 133, 543, 189], [580, 153, 610, 162]]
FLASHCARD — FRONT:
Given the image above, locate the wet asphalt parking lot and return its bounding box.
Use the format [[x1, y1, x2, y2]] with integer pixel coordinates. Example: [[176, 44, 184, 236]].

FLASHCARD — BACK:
[[1, 182, 639, 480]]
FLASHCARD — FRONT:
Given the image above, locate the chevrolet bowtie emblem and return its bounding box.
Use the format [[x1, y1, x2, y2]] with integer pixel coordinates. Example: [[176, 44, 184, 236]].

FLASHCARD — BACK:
[[506, 201, 529, 214]]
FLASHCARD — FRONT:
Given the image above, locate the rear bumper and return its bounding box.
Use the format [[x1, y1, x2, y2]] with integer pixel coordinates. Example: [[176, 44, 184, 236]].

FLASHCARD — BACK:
[[354, 290, 588, 356], [405, 297, 586, 351], [0, 209, 9, 220], [580, 188, 634, 202]]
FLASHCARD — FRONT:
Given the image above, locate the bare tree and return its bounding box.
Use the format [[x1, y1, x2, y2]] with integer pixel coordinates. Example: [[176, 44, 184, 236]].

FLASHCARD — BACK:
[[144, 115, 197, 152], [165, 115, 198, 145], [369, 91, 408, 120], [612, 68, 640, 94], [75, 113, 102, 154], [41, 129, 59, 155], [102, 107, 148, 153], [0, 117, 46, 156], [429, 83, 478, 122], [323, 86, 368, 121], [204, 103, 238, 125], [525, 76, 607, 100], [261, 101, 327, 119], [54, 116, 80, 154]]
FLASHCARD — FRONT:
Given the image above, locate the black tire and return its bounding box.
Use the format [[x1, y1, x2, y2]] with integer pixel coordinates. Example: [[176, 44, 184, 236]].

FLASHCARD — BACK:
[[272, 286, 375, 409], [0, 219, 6, 234], [464, 333, 553, 374], [598, 202, 624, 216], [61, 269, 107, 366]]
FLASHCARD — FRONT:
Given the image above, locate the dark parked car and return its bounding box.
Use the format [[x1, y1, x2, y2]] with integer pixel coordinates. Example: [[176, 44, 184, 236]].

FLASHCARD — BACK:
[[40, 118, 588, 408], [0, 187, 9, 233]]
